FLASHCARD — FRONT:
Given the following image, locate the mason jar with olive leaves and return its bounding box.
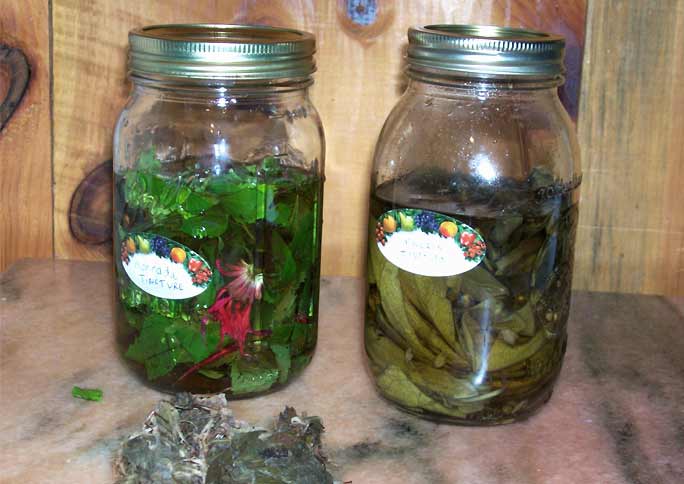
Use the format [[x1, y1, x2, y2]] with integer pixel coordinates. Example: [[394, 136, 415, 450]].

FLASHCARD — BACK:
[[365, 25, 581, 425]]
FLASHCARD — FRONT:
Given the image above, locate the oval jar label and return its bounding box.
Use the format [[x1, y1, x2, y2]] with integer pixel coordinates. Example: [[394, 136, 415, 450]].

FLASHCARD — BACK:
[[375, 209, 486, 277], [120, 233, 212, 299]]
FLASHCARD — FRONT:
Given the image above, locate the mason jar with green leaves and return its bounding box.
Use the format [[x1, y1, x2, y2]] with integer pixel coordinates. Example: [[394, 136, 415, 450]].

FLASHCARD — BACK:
[[113, 25, 324, 396]]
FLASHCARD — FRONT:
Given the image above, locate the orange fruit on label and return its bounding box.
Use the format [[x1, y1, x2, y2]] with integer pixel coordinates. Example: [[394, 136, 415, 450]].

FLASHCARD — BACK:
[[382, 215, 397, 233], [125, 237, 137, 253], [439, 221, 458, 238], [170, 247, 187, 263]]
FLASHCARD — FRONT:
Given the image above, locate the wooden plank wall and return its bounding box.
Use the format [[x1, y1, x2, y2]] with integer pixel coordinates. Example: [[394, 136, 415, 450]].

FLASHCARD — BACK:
[[48, 0, 586, 272], [1, 0, 683, 295], [574, 0, 684, 295], [0, 1, 53, 269]]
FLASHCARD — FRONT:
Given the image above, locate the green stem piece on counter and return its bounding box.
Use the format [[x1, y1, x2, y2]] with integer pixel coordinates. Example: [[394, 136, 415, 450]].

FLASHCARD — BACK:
[[72, 386, 103, 402]]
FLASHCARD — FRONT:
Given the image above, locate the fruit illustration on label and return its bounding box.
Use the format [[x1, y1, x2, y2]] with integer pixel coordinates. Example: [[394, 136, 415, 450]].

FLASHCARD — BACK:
[[399, 212, 415, 231], [188, 258, 203, 273], [136, 235, 151, 254], [375, 221, 387, 245], [439, 221, 458, 238], [375, 208, 486, 277], [382, 215, 397, 233], [121, 233, 213, 298], [170, 247, 187, 264], [120, 243, 130, 264], [460, 231, 476, 247], [125, 237, 136, 254]]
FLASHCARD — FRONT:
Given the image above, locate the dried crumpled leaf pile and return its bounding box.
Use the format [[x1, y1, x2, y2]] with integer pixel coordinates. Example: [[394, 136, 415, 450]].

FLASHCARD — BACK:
[[114, 393, 335, 483]]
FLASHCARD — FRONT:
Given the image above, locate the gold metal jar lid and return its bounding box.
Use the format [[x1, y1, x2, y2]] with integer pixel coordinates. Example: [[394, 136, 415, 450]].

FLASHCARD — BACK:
[[407, 24, 565, 79], [129, 24, 316, 82]]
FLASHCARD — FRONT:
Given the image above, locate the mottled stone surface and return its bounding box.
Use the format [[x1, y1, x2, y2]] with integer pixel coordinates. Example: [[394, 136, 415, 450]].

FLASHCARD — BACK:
[[1, 260, 683, 483]]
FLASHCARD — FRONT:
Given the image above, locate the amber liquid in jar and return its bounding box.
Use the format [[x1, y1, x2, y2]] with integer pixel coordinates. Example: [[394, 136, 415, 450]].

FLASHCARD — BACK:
[[366, 168, 578, 424]]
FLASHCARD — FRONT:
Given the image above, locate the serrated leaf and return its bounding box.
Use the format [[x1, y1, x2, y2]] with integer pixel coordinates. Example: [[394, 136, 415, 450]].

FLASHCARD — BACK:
[[461, 307, 547, 372], [181, 210, 228, 238], [270, 323, 295, 345], [486, 331, 549, 372], [205, 170, 249, 193], [290, 324, 313, 355], [267, 191, 293, 227], [183, 191, 217, 215], [271, 231, 296, 285], [124, 315, 188, 380], [230, 362, 279, 395], [219, 184, 267, 223], [272, 286, 297, 324], [137, 148, 161, 172], [271, 344, 291, 383], [174, 323, 220, 363], [125, 314, 175, 364], [145, 351, 178, 380], [291, 354, 312, 373]]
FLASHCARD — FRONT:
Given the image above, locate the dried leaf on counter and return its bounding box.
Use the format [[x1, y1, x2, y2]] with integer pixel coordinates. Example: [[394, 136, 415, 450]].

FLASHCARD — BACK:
[[114, 393, 336, 484]]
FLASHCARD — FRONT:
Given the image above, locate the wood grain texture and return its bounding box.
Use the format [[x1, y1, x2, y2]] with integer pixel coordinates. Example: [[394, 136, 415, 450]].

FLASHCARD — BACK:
[[316, 1, 586, 277], [51, 0, 586, 279], [574, 0, 684, 295], [51, 0, 309, 262], [0, 44, 30, 131], [69, 160, 112, 245], [0, 1, 52, 271]]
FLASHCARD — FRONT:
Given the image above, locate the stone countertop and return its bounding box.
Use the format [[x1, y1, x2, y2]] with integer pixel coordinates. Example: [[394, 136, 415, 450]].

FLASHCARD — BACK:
[[1, 260, 683, 484]]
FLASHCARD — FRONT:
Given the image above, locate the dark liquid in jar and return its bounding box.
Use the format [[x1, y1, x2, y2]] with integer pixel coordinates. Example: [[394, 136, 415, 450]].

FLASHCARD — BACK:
[[365, 167, 578, 424]]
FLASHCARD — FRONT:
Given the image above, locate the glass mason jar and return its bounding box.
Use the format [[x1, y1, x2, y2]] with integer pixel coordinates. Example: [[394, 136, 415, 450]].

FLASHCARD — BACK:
[[365, 25, 581, 424], [113, 25, 324, 396]]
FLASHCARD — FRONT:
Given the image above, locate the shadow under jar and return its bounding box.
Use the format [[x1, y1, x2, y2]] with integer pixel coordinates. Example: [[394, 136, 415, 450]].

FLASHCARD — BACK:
[[113, 25, 324, 396], [365, 25, 581, 424]]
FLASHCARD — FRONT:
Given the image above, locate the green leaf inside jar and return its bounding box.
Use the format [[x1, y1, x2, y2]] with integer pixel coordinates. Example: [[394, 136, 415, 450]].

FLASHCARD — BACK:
[[114, 151, 322, 394]]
